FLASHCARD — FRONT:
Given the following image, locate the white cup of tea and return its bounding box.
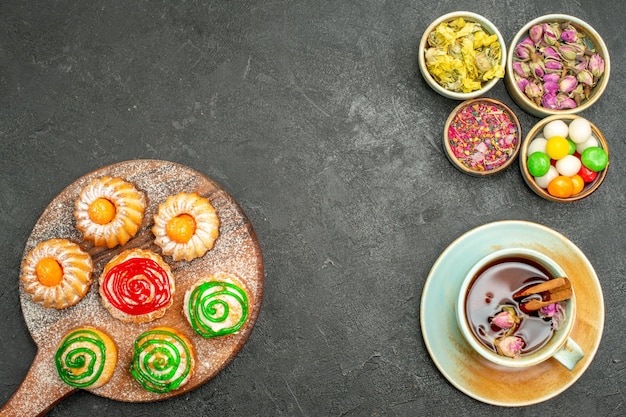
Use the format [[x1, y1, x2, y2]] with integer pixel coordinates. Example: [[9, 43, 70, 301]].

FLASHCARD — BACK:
[[456, 247, 584, 370]]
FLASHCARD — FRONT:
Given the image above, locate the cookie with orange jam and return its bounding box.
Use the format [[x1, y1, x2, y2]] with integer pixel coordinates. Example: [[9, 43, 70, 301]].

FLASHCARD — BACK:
[[21, 238, 93, 309], [74, 176, 146, 248], [152, 192, 219, 262], [99, 249, 175, 323]]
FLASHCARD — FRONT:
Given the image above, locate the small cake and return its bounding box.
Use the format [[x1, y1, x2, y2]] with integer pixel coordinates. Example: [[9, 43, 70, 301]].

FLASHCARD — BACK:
[[152, 192, 220, 262], [74, 176, 146, 248], [55, 327, 117, 389], [99, 249, 175, 323], [20, 238, 93, 309], [184, 272, 249, 338], [130, 327, 195, 393]]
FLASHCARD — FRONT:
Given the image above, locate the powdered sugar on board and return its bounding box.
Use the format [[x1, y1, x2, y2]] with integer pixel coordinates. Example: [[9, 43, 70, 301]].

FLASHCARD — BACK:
[[9, 160, 264, 414]]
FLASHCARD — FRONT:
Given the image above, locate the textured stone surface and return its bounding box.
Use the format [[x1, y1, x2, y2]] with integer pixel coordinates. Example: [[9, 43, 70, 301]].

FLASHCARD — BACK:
[[1, 0, 624, 416]]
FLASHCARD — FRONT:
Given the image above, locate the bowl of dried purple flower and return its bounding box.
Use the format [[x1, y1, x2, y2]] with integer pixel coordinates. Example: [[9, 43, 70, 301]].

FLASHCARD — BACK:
[[505, 14, 610, 118], [419, 11, 507, 100]]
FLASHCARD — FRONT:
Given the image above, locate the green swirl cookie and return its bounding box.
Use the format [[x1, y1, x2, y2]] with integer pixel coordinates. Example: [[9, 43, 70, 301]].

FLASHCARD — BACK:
[[130, 327, 195, 393], [184, 280, 249, 338], [55, 327, 117, 388]]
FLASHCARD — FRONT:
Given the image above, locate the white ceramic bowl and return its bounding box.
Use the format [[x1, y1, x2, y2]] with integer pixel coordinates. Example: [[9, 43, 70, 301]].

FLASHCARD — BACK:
[[419, 12, 506, 100], [505, 14, 611, 117]]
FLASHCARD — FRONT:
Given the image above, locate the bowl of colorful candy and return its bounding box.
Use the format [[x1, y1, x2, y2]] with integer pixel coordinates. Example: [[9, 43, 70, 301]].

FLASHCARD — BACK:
[[520, 115, 609, 202], [444, 98, 521, 176], [419, 11, 506, 100], [505, 14, 610, 118]]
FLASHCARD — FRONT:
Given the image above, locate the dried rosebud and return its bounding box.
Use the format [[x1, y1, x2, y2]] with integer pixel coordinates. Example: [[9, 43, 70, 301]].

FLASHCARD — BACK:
[[573, 60, 588, 74], [517, 77, 529, 91], [543, 46, 560, 60], [571, 87, 584, 105], [571, 83, 586, 101], [515, 37, 535, 61], [525, 80, 543, 98], [577, 69, 594, 86], [559, 75, 578, 93], [560, 29, 577, 43], [496, 336, 524, 358], [557, 94, 577, 110], [529, 61, 545, 78], [520, 36, 534, 47], [492, 309, 516, 329], [544, 81, 559, 94], [588, 53, 605, 78], [512, 61, 530, 77], [543, 72, 560, 83], [558, 44, 579, 61], [539, 303, 559, 317], [545, 59, 563, 72], [529, 24, 544, 44], [542, 23, 560, 46], [541, 93, 578, 110], [539, 302, 566, 330], [541, 92, 559, 109]]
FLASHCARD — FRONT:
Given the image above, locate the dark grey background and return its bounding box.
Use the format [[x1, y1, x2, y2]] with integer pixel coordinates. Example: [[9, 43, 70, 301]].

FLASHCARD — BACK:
[[1, 0, 624, 416]]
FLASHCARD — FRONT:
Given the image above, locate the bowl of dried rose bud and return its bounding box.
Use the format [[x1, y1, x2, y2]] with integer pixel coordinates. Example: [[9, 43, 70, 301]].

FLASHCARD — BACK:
[[505, 14, 610, 118], [419, 11, 507, 100]]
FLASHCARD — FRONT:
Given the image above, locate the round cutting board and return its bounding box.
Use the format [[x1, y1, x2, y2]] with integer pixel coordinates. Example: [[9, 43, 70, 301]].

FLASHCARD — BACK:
[[2, 160, 264, 416]]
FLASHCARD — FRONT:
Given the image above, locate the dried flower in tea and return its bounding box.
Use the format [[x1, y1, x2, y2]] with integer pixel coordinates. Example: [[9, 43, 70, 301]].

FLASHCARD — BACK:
[[539, 302, 566, 330], [491, 306, 519, 330], [496, 335, 525, 358]]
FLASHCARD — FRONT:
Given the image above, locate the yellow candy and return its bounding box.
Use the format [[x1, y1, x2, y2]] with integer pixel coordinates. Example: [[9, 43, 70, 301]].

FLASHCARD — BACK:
[[545, 136, 570, 160]]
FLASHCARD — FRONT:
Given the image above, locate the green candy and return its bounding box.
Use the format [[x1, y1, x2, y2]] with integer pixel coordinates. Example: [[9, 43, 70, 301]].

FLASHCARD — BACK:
[[568, 139, 576, 155], [527, 152, 551, 177], [581, 147, 608, 172]]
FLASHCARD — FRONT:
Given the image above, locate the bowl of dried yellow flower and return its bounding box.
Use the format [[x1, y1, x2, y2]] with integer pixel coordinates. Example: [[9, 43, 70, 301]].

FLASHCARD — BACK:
[[418, 12, 506, 100]]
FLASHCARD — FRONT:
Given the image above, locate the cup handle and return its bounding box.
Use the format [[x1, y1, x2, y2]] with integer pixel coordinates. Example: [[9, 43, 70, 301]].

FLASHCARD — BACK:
[[552, 337, 584, 371]]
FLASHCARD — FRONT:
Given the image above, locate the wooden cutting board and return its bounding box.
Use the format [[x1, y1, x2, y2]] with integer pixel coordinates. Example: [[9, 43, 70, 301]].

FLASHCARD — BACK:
[[1, 160, 264, 417]]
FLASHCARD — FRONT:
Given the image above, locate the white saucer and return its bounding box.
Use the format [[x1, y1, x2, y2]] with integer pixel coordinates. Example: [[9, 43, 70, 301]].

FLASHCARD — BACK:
[[420, 220, 604, 406]]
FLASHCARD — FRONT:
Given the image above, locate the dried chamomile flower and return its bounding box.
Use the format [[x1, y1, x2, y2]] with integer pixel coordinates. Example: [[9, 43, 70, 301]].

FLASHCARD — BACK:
[[424, 17, 504, 93]]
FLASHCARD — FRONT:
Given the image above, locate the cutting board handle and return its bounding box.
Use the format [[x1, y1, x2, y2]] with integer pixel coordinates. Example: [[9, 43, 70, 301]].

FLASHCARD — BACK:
[[0, 349, 76, 417]]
